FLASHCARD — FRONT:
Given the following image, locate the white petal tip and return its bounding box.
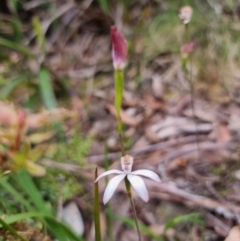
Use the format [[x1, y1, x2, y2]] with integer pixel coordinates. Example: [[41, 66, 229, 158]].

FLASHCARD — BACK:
[[143, 197, 149, 202]]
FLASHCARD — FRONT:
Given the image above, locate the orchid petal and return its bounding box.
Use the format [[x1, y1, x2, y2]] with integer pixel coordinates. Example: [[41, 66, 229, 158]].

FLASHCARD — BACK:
[[131, 170, 161, 182], [95, 170, 123, 183], [127, 174, 149, 202], [103, 174, 126, 204]]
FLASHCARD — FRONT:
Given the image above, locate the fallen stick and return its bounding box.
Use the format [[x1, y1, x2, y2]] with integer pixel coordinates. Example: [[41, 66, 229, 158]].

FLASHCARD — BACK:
[[149, 181, 240, 219], [88, 135, 211, 163]]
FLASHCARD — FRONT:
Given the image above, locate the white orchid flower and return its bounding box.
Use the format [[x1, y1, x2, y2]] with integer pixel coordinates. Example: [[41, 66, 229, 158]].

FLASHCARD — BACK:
[[95, 155, 161, 204]]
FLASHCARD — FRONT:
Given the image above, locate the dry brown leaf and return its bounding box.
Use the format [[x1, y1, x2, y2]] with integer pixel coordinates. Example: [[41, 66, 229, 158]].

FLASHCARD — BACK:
[[225, 226, 240, 241], [151, 74, 164, 98], [106, 104, 142, 126], [0, 102, 19, 125], [27, 132, 54, 144], [167, 157, 187, 173], [149, 224, 175, 237], [217, 123, 231, 143], [27, 109, 76, 128], [143, 94, 164, 110]]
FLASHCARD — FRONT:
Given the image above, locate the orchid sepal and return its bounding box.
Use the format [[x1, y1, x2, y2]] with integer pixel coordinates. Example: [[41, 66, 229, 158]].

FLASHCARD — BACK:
[[95, 155, 161, 204], [95, 169, 124, 183]]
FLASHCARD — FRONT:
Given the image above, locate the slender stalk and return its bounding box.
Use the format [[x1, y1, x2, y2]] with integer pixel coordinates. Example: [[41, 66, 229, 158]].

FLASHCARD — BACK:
[[183, 23, 200, 161], [114, 69, 125, 156], [114, 67, 141, 241], [94, 168, 102, 241], [114, 69, 124, 133], [125, 178, 142, 241], [118, 132, 125, 156], [104, 145, 113, 241]]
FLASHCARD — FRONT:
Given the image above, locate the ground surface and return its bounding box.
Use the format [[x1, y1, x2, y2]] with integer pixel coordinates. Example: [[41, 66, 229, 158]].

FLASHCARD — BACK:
[[1, 1, 240, 241]]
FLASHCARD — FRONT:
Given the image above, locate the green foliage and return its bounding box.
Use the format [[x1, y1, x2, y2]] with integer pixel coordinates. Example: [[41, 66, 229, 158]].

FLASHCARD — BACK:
[[164, 212, 205, 231], [0, 170, 84, 241], [38, 68, 57, 110], [0, 218, 27, 241], [0, 38, 32, 57], [0, 75, 27, 100], [114, 69, 124, 132], [114, 214, 164, 241], [53, 132, 91, 165], [98, 0, 110, 13], [33, 17, 46, 52]]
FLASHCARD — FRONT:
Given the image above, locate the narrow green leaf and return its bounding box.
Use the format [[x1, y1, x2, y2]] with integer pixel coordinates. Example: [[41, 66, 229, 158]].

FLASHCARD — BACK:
[[11, 19, 23, 41], [0, 177, 34, 212], [0, 218, 28, 241], [0, 38, 32, 57], [164, 212, 204, 231], [9, 0, 18, 12], [0, 75, 27, 99], [2, 212, 44, 226], [45, 216, 84, 241], [38, 68, 57, 109], [33, 17, 46, 52], [98, 0, 110, 13], [94, 168, 102, 241], [2, 213, 84, 241], [13, 169, 52, 216], [114, 214, 164, 241], [38, 68, 66, 142]]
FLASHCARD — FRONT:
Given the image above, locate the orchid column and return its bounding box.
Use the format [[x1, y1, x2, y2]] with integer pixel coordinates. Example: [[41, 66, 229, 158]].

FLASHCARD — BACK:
[[111, 26, 128, 155]]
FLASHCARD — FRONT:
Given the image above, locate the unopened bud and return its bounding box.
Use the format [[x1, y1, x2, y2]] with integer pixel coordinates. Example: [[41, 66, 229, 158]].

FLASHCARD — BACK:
[[181, 41, 195, 56], [111, 26, 128, 70]]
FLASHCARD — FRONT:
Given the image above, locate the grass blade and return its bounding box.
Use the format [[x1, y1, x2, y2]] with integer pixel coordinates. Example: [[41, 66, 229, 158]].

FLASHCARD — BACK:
[[2, 213, 84, 241], [164, 212, 204, 231], [94, 168, 102, 241], [38, 68, 57, 110], [114, 213, 164, 241], [0, 38, 32, 57], [0, 218, 28, 241], [98, 0, 110, 13], [13, 169, 52, 216], [0, 75, 27, 99], [0, 177, 34, 212]]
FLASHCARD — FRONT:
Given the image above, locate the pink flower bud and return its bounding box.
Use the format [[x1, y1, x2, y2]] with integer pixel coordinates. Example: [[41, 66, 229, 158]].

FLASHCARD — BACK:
[[111, 26, 128, 70], [181, 41, 196, 55]]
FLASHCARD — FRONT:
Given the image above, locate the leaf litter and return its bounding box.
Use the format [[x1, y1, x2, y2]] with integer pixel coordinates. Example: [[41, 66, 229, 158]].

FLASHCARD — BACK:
[[1, 0, 240, 240]]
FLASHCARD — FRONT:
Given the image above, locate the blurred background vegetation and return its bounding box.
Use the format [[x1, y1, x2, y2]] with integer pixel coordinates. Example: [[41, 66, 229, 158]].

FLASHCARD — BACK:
[[0, 0, 240, 240]]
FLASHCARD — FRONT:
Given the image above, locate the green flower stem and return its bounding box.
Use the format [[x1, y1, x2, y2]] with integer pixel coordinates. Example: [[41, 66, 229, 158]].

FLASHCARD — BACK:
[[183, 23, 200, 160], [124, 178, 142, 241], [114, 69, 125, 156], [182, 24, 189, 71], [185, 24, 189, 42], [94, 168, 102, 241], [114, 69, 124, 133]]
